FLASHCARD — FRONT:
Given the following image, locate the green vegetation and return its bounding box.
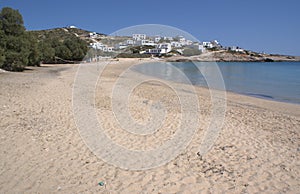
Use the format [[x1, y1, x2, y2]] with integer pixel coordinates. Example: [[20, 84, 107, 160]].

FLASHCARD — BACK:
[[116, 53, 151, 58], [0, 7, 88, 71], [99, 36, 129, 47], [183, 48, 202, 56], [206, 47, 220, 52], [128, 45, 155, 54], [85, 48, 116, 59], [0, 7, 31, 71]]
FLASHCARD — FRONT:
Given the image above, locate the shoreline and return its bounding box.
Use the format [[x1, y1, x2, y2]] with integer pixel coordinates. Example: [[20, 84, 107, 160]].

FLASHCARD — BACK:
[[164, 57, 300, 62], [129, 58, 300, 106], [125, 58, 300, 117], [5, 59, 300, 114]]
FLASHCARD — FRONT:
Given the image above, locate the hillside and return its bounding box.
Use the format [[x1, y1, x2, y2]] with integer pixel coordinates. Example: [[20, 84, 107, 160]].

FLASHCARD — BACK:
[[28, 27, 300, 63], [29, 27, 106, 43]]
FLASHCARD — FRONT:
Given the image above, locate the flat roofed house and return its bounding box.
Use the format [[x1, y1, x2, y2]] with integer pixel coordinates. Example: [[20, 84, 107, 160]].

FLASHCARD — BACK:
[[202, 41, 213, 48], [132, 34, 147, 40], [171, 41, 183, 48], [143, 43, 172, 55], [135, 40, 157, 46], [126, 39, 134, 45], [90, 42, 104, 50]]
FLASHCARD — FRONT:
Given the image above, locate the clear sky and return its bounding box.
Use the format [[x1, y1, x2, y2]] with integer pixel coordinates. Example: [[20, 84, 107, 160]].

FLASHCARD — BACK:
[[1, 0, 299, 56]]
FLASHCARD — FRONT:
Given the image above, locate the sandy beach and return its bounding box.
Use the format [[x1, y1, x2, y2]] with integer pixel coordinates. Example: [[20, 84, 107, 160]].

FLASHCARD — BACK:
[[0, 59, 299, 193]]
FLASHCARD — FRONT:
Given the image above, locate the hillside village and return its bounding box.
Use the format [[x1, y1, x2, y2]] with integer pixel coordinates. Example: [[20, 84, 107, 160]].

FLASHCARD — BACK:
[[87, 29, 244, 57], [30, 26, 300, 63]]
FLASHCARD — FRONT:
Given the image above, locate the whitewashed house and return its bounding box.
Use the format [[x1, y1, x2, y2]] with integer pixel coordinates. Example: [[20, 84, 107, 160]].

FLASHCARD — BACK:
[[176, 36, 193, 46], [211, 40, 221, 48], [211, 40, 219, 45], [135, 40, 156, 46], [132, 34, 146, 40], [229, 46, 244, 52], [171, 41, 183, 48], [90, 42, 113, 52], [178, 36, 185, 42], [157, 43, 172, 53], [126, 39, 134, 45], [202, 41, 213, 48], [90, 42, 104, 50], [163, 36, 173, 41], [115, 43, 128, 50], [89, 32, 98, 38], [198, 44, 206, 52], [103, 47, 114, 52], [142, 43, 172, 55]]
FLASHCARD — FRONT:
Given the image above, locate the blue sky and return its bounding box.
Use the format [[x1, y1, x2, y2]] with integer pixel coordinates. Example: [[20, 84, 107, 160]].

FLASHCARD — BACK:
[[1, 0, 300, 56]]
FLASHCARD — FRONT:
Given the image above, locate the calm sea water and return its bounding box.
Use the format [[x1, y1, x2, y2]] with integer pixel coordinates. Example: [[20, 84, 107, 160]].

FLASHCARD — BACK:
[[134, 61, 300, 104]]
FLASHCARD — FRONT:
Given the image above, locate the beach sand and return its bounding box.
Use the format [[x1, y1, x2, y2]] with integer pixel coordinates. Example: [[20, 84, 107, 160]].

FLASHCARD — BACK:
[[0, 59, 299, 193]]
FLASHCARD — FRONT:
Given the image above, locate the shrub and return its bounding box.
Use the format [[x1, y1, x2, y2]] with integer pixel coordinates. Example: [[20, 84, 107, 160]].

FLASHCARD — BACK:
[[183, 48, 202, 56]]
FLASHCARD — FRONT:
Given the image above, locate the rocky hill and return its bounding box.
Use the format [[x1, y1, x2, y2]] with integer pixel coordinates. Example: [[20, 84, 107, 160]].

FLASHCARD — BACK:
[[166, 50, 300, 62]]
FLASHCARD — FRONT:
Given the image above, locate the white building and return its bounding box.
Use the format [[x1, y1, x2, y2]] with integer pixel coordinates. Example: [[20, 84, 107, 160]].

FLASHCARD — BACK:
[[198, 44, 205, 52], [115, 43, 128, 50], [157, 43, 172, 53], [229, 46, 244, 52], [132, 34, 146, 40], [178, 36, 185, 42], [211, 40, 219, 45], [103, 47, 114, 52], [142, 43, 172, 55], [211, 40, 221, 48], [126, 39, 134, 45], [171, 41, 183, 48], [135, 40, 156, 46], [89, 32, 98, 38], [90, 42, 113, 52], [176, 36, 193, 46], [90, 42, 104, 50], [163, 36, 173, 41], [202, 41, 213, 48]]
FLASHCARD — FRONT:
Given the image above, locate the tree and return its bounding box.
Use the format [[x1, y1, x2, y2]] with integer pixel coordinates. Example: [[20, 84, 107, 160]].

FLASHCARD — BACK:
[[26, 32, 40, 66], [64, 37, 88, 61], [0, 48, 5, 67], [0, 12, 5, 67], [0, 7, 25, 36], [55, 44, 72, 60], [38, 40, 55, 63], [2, 35, 30, 71], [0, 7, 28, 71], [0, 7, 89, 70]]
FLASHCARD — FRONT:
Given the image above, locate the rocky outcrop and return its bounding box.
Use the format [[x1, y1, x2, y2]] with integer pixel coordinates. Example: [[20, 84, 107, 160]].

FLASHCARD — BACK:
[[165, 50, 300, 62]]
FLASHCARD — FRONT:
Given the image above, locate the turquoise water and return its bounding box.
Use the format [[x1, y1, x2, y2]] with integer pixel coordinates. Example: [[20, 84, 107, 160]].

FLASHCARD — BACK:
[[134, 62, 300, 104]]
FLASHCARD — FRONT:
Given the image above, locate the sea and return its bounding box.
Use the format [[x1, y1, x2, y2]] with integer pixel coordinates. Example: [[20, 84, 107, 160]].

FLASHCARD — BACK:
[[134, 61, 300, 104]]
